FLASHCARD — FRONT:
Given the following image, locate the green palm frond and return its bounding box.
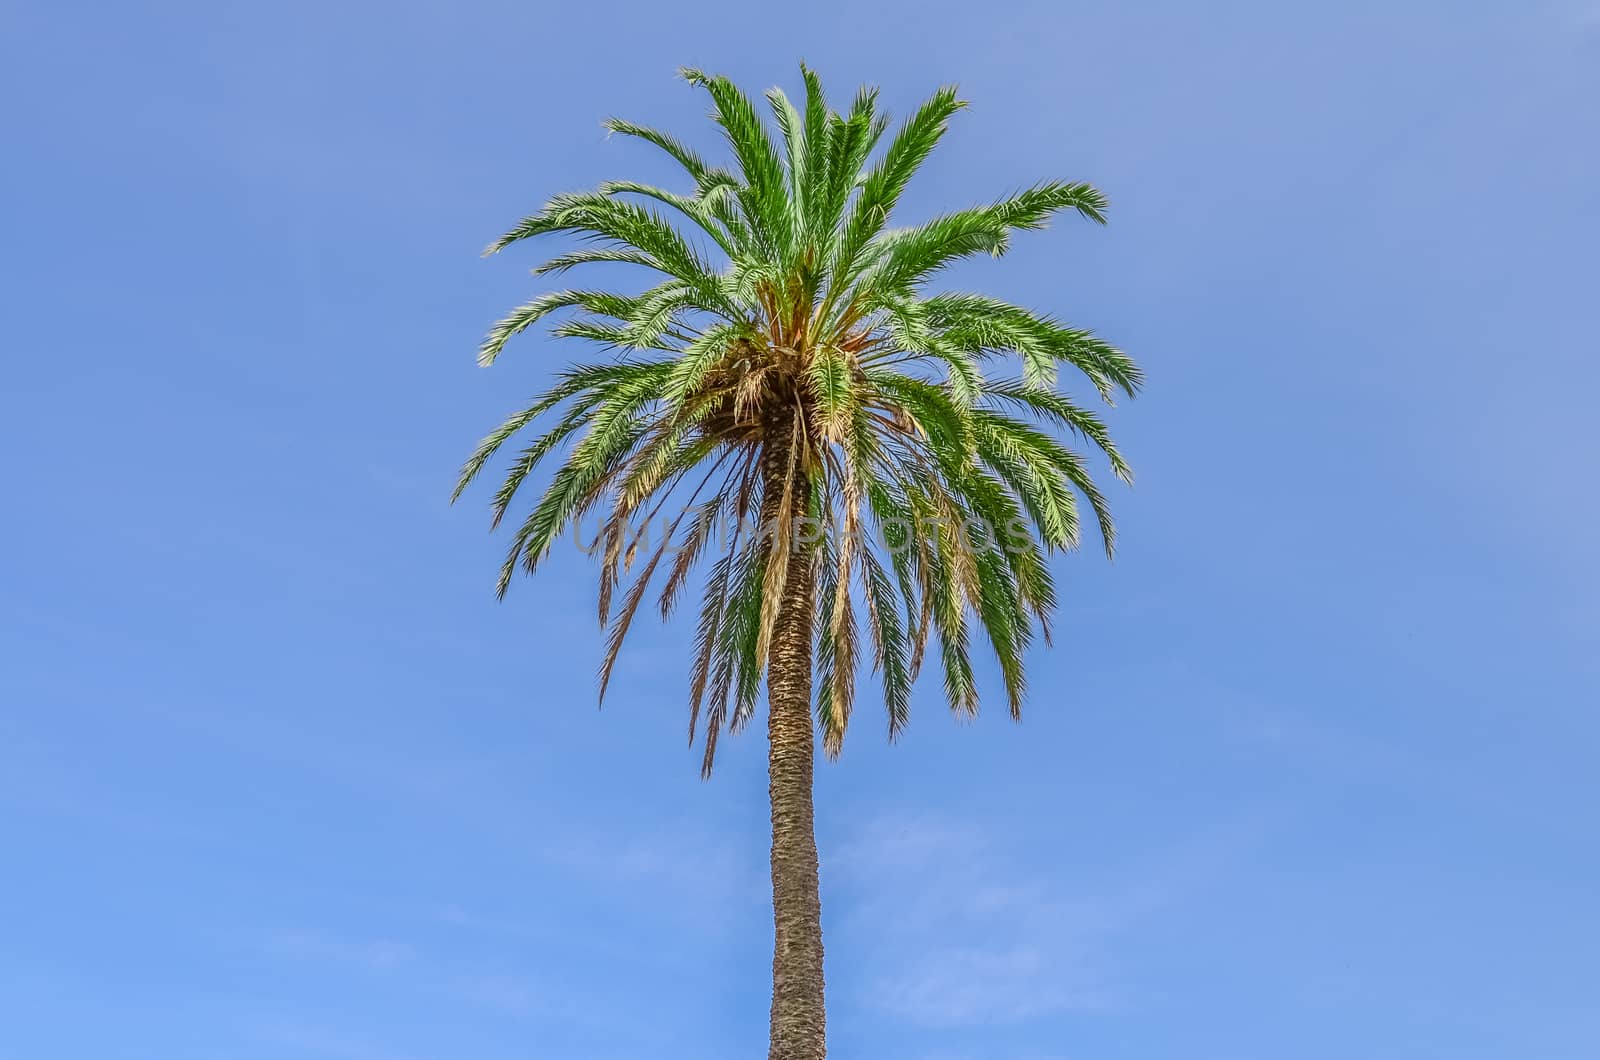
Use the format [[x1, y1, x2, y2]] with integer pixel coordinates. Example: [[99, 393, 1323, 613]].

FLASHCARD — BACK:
[[456, 67, 1141, 774]]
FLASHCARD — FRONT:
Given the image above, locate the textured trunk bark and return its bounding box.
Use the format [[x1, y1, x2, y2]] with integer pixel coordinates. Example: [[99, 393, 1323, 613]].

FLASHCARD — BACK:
[[763, 435, 826, 1060]]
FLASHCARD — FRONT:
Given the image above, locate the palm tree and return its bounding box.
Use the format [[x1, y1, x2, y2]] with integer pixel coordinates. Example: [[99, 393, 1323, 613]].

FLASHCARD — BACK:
[[453, 66, 1140, 1059]]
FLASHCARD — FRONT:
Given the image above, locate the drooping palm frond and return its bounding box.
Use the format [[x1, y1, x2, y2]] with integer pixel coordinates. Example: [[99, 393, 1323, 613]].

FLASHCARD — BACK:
[[456, 66, 1140, 775]]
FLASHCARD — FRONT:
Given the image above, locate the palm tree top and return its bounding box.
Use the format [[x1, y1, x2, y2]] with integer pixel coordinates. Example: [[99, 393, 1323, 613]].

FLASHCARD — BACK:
[[455, 65, 1142, 775]]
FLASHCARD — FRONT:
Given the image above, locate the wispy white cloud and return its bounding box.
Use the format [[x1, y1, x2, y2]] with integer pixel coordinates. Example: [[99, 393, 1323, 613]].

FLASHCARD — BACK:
[[261, 924, 553, 1033], [868, 942, 1114, 1028], [267, 928, 416, 971], [435, 902, 532, 936], [545, 828, 764, 902], [832, 811, 1265, 1030], [256, 1020, 415, 1060], [297, 745, 766, 922], [456, 974, 541, 1014]]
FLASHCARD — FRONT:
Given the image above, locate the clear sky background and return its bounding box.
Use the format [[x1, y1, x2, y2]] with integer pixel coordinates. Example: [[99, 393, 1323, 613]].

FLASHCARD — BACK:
[[3, 1, 1597, 1057]]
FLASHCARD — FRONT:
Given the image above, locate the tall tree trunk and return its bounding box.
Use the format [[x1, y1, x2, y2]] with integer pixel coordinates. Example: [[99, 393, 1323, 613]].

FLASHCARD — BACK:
[[762, 434, 826, 1060]]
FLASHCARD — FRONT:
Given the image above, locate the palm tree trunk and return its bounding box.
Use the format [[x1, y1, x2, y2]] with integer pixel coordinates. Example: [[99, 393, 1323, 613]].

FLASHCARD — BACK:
[[762, 439, 826, 1060]]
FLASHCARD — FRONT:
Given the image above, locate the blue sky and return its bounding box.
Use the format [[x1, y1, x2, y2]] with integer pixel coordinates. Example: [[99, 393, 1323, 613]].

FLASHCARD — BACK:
[[3, 0, 1598, 1057]]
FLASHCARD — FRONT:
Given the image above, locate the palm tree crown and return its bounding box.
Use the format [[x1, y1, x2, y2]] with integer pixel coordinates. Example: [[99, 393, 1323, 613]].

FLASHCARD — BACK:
[[454, 65, 1141, 776]]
